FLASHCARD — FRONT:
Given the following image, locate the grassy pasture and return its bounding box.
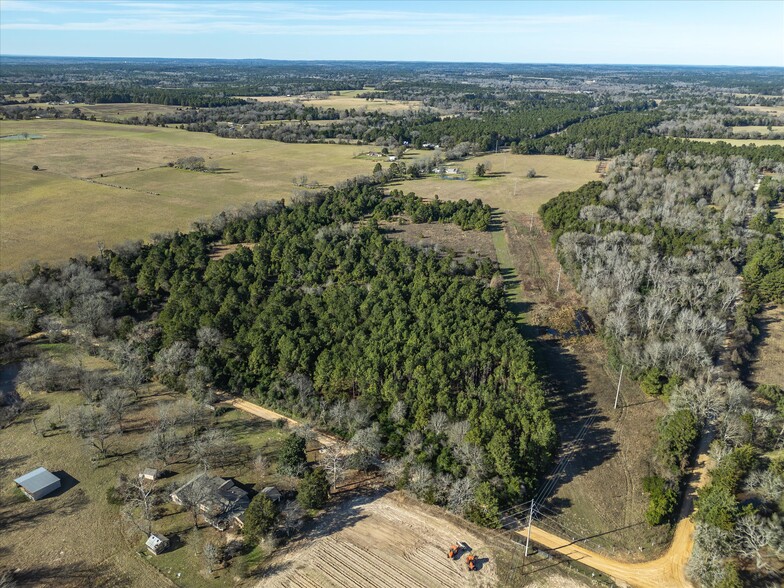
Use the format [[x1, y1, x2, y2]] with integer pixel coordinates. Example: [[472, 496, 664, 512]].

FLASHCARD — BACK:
[[737, 105, 784, 117], [748, 304, 784, 389], [732, 125, 784, 135], [687, 137, 784, 147], [0, 119, 387, 269], [392, 153, 600, 214], [9, 102, 184, 121], [244, 88, 421, 113]]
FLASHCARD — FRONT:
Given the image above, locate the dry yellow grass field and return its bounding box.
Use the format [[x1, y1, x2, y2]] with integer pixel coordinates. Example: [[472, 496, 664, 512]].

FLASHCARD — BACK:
[[688, 137, 784, 147], [748, 304, 784, 388], [737, 105, 784, 117], [244, 88, 422, 113], [0, 119, 386, 269], [6, 102, 184, 121], [732, 125, 784, 135], [392, 152, 600, 214]]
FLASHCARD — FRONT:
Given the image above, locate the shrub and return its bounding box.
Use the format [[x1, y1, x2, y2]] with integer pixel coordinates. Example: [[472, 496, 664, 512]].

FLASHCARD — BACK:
[[643, 475, 678, 525], [298, 468, 329, 509]]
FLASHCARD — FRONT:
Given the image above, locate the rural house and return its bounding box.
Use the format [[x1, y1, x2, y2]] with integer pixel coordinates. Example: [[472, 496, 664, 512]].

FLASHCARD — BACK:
[[170, 472, 250, 530], [14, 467, 61, 501], [145, 533, 169, 555], [261, 486, 282, 503]]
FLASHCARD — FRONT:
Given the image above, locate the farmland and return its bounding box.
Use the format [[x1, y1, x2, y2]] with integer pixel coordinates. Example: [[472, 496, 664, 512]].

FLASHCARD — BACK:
[[0, 119, 391, 269], [244, 89, 423, 113], [688, 137, 784, 147], [393, 152, 600, 214], [260, 492, 500, 588], [5, 102, 184, 121]]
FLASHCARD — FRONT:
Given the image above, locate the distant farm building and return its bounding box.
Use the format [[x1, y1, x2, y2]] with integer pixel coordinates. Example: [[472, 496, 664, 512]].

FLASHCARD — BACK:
[[170, 472, 250, 531], [14, 467, 61, 501], [145, 533, 169, 555]]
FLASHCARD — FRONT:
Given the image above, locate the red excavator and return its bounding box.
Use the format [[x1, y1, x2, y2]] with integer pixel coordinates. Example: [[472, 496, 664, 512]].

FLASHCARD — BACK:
[[447, 544, 460, 559], [466, 554, 477, 571]]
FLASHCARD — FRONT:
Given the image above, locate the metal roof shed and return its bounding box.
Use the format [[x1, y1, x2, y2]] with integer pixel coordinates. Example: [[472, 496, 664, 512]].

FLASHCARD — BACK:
[[14, 467, 61, 500]]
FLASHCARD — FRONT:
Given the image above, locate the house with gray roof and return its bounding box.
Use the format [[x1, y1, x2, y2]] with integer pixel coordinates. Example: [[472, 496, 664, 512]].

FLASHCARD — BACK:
[[170, 472, 249, 531]]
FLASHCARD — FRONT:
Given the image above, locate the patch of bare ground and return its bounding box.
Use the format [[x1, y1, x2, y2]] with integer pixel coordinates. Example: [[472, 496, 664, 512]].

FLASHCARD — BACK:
[[208, 242, 255, 261], [747, 304, 784, 388], [257, 491, 502, 588], [500, 212, 670, 562], [379, 220, 497, 262]]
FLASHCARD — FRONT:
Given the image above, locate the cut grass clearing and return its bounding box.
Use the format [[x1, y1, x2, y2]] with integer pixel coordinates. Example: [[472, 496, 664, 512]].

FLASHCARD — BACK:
[[731, 125, 784, 135], [687, 137, 784, 147], [0, 119, 385, 269], [392, 153, 600, 214], [244, 88, 421, 113], [12, 102, 184, 121], [748, 304, 784, 389]]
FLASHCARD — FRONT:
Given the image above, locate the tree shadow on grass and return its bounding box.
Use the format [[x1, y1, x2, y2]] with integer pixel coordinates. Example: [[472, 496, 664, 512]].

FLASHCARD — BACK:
[[6, 561, 131, 588]]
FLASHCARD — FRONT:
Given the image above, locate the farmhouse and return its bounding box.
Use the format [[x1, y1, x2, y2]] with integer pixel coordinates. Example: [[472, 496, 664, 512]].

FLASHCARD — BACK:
[[139, 468, 158, 481], [170, 472, 250, 530], [145, 533, 169, 555], [14, 467, 61, 501]]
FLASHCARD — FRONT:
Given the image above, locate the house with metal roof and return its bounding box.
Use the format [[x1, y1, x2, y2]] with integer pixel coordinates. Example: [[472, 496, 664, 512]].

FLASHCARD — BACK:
[[145, 533, 169, 555], [14, 467, 61, 500], [170, 472, 250, 531]]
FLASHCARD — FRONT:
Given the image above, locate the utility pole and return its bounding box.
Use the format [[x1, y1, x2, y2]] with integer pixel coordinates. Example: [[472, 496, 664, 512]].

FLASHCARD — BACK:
[[556, 267, 562, 293], [614, 365, 624, 410], [529, 213, 534, 232], [525, 500, 534, 557]]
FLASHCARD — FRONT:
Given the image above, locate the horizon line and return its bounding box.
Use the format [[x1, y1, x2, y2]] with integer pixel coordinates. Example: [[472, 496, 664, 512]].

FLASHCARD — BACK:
[[2, 54, 782, 69]]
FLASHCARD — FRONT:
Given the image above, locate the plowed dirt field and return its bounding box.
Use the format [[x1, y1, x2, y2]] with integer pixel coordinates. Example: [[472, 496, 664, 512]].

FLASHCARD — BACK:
[[258, 492, 498, 588]]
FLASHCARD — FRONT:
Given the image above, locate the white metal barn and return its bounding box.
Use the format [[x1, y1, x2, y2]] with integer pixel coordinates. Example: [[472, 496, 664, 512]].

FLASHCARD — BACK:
[[14, 467, 61, 500]]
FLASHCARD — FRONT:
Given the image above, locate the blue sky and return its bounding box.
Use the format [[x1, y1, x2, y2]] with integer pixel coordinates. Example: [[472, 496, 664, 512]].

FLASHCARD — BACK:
[[0, 0, 782, 66]]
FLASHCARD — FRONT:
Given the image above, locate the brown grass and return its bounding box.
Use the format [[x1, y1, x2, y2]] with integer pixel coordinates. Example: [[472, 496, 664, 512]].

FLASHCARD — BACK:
[[748, 304, 784, 388], [0, 119, 387, 269], [392, 153, 600, 214], [498, 213, 669, 560], [0, 343, 288, 587], [379, 221, 497, 262]]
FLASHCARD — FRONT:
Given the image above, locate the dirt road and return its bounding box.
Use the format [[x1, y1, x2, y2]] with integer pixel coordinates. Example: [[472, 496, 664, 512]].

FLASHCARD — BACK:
[[227, 393, 710, 587], [219, 395, 341, 448], [520, 433, 714, 588]]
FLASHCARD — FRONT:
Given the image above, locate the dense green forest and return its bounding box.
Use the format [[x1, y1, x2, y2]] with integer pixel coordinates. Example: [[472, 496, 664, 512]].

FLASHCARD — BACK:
[[4, 185, 555, 518]]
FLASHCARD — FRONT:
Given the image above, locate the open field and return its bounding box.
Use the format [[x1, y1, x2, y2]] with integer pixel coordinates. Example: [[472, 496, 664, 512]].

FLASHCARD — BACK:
[[244, 89, 422, 113], [737, 105, 784, 117], [4, 102, 184, 121], [259, 491, 500, 588], [747, 304, 784, 388], [392, 153, 600, 214], [687, 137, 784, 147], [731, 125, 784, 135], [497, 213, 669, 560], [0, 119, 390, 269], [379, 220, 498, 262]]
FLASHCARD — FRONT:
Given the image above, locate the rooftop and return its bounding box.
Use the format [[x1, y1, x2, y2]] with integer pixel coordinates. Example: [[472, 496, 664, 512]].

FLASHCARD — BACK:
[[14, 467, 60, 494]]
